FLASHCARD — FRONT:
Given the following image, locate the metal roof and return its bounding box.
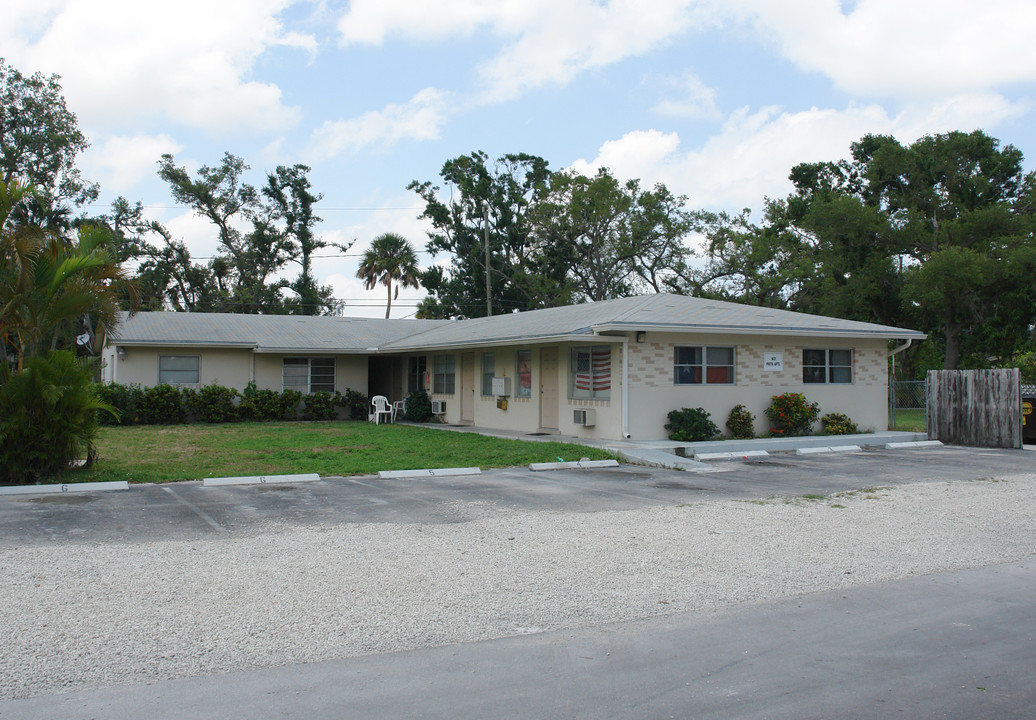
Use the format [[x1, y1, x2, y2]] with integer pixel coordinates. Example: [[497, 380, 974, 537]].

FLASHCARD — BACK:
[[111, 295, 925, 354]]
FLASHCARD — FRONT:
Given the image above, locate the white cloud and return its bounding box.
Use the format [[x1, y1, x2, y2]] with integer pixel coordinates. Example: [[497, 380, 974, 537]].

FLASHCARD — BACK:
[[306, 88, 451, 160], [337, 0, 523, 45], [1, 0, 307, 136], [81, 134, 183, 191], [571, 93, 1029, 212], [733, 0, 1036, 97], [652, 70, 722, 120], [336, 0, 712, 102]]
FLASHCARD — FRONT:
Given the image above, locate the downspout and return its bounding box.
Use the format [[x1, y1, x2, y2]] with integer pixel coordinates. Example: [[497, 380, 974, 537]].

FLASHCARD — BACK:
[[889, 338, 914, 380], [249, 347, 256, 387], [622, 338, 631, 439], [889, 339, 914, 431]]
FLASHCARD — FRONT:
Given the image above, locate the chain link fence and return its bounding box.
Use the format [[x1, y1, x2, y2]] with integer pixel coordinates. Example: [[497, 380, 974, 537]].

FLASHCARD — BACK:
[[889, 380, 927, 431]]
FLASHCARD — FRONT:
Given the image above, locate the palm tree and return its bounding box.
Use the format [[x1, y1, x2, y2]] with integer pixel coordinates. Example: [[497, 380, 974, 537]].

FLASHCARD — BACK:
[[1, 180, 138, 369], [355, 232, 421, 318]]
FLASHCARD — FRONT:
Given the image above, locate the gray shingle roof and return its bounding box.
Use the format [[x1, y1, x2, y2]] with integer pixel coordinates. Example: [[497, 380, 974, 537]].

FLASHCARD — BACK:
[[379, 294, 926, 350], [111, 294, 924, 354], [111, 312, 447, 353]]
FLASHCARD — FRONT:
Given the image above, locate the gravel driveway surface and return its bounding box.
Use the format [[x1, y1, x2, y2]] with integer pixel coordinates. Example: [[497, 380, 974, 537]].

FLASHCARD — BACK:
[[2, 465, 1035, 700]]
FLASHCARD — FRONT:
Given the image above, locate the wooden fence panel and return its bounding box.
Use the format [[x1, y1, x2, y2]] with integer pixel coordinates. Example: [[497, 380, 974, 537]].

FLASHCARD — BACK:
[[926, 369, 1022, 448]]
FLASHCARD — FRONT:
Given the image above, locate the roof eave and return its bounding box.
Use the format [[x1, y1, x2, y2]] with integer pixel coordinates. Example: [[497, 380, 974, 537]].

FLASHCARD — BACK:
[[591, 322, 927, 340]]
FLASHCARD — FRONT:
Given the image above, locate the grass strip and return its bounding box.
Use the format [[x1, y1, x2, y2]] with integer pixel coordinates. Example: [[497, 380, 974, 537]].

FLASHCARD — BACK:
[[56, 422, 616, 484]]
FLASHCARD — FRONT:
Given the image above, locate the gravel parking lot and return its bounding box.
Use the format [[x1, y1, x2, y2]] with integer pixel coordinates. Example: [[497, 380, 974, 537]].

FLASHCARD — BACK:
[[2, 449, 1035, 700]]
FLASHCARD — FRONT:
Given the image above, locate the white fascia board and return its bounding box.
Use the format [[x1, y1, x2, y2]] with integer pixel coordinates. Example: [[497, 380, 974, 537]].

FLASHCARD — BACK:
[[115, 340, 259, 349], [590, 323, 926, 340], [253, 346, 369, 354]]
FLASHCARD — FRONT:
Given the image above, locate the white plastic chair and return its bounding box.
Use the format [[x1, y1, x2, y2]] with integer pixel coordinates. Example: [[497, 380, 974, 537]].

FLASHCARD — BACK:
[[392, 398, 407, 422], [369, 395, 394, 424]]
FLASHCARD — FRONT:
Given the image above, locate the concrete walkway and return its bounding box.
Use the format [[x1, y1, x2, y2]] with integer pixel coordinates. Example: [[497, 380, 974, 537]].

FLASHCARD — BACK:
[[404, 422, 930, 471]]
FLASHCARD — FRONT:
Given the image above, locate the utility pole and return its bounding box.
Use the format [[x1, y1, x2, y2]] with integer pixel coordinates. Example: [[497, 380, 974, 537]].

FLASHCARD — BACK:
[[484, 202, 492, 316]]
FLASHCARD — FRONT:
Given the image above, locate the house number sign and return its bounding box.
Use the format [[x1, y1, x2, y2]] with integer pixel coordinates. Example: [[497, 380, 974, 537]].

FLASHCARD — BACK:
[[763, 352, 783, 371]]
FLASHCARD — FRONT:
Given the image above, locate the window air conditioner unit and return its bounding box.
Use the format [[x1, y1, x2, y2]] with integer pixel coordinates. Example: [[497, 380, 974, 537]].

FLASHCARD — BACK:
[[573, 409, 596, 427], [431, 400, 446, 415], [491, 377, 511, 396]]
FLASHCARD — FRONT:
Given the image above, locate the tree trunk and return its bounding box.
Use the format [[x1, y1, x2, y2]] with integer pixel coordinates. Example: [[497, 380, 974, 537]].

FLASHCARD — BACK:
[[943, 321, 963, 370], [385, 280, 392, 319]]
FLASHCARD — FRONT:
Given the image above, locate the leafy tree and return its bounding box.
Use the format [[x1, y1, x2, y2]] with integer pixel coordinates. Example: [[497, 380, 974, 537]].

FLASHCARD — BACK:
[[0, 58, 97, 207], [529, 168, 693, 301], [158, 154, 344, 315], [694, 130, 1036, 370], [97, 198, 223, 312], [356, 232, 421, 318], [262, 164, 346, 316], [409, 151, 559, 318]]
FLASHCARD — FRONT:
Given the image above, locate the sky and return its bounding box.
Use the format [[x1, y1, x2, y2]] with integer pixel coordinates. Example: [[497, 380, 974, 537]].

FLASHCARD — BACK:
[[4, 0, 1036, 318]]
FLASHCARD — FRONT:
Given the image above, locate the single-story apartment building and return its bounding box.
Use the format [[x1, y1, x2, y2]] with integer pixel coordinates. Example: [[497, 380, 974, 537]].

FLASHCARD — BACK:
[[103, 293, 926, 440]]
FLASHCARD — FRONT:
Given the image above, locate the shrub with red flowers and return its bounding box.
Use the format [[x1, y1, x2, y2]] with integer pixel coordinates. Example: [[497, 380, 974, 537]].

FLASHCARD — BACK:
[[764, 392, 820, 437]]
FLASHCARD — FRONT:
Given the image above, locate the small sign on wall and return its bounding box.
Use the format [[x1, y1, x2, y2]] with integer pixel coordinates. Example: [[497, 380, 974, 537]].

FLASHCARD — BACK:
[[763, 352, 783, 372]]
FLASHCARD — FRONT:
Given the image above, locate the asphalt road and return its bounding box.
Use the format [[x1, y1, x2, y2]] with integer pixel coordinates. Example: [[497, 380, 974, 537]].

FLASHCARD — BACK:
[[1, 445, 1033, 719], [0, 444, 1030, 546], [2, 560, 1033, 720]]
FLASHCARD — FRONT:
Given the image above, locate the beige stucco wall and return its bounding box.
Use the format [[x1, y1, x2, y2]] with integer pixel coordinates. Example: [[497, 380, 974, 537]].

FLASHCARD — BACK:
[[108, 332, 890, 441], [424, 343, 624, 440], [626, 332, 889, 439], [112, 346, 253, 389], [111, 347, 369, 395]]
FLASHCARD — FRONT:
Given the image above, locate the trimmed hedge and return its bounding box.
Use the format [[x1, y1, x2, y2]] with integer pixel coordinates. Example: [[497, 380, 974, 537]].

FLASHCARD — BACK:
[[94, 382, 364, 425]]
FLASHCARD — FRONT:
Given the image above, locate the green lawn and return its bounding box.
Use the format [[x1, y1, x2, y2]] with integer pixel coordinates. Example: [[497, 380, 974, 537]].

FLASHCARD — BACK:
[[63, 422, 616, 484], [889, 408, 926, 433]]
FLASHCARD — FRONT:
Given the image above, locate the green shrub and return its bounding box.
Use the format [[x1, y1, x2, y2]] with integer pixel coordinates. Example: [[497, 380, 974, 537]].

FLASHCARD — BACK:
[[765, 393, 820, 437], [303, 391, 340, 421], [0, 351, 115, 483], [138, 384, 188, 425], [665, 407, 720, 442], [240, 383, 283, 422], [340, 388, 369, 421], [94, 382, 144, 426], [279, 389, 303, 421], [726, 404, 755, 439], [821, 412, 859, 435], [405, 389, 433, 422], [186, 384, 240, 423]]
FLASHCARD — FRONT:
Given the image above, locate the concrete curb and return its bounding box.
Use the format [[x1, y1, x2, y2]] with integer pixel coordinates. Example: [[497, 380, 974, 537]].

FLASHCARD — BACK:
[[795, 445, 863, 455], [378, 467, 482, 479], [693, 450, 770, 461], [529, 459, 620, 472], [0, 480, 129, 496], [886, 440, 944, 449], [203, 473, 320, 487]]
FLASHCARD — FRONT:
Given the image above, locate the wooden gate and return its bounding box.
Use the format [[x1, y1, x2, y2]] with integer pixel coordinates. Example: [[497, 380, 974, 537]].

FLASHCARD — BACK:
[[926, 369, 1022, 448]]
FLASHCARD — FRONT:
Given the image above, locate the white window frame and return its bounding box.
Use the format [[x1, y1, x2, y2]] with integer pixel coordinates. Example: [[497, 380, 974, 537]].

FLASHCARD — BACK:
[[674, 346, 735, 385], [802, 348, 853, 384], [408, 356, 427, 393], [481, 352, 495, 397], [158, 355, 200, 385], [569, 345, 611, 400], [433, 354, 455, 395], [282, 357, 336, 393]]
